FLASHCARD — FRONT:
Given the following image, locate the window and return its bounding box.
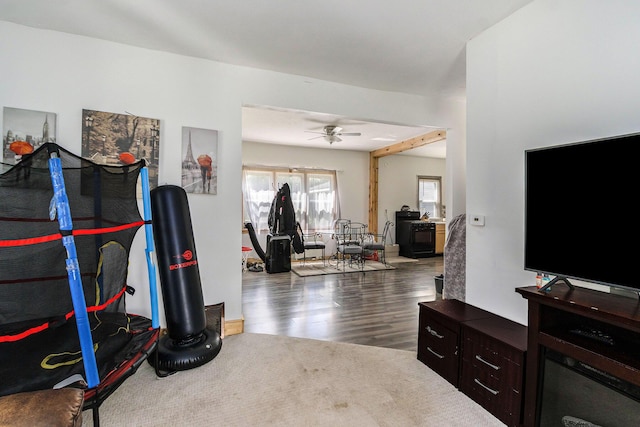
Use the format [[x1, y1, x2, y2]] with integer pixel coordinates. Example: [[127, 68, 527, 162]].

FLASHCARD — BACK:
[[418, 176, 441, 219], [243, 166, 338, 233]]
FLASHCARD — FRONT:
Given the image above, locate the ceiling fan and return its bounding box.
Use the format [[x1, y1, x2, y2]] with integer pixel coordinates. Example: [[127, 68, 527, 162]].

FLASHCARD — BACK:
[[305, 125, 361, 144]]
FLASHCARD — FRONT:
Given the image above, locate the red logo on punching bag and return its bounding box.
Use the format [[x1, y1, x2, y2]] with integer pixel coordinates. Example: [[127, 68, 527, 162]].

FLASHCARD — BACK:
[[169, 249, 198, 270]]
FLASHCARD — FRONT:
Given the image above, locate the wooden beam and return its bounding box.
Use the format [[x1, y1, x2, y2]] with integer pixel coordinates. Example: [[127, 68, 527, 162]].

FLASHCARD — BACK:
[[367, 129, 446, 234], [368, 153, 379, 234], [370, 129, 446, 158]]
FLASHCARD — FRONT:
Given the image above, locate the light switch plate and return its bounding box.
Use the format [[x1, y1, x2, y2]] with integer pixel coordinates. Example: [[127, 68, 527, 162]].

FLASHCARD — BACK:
[[470, 215, 485, 226]]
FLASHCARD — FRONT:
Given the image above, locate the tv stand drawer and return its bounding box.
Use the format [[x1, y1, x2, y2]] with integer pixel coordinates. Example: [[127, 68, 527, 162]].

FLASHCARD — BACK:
[[417, 316, 459, 386], [460, 317, 527, 427], [418, 300, 496, 386]]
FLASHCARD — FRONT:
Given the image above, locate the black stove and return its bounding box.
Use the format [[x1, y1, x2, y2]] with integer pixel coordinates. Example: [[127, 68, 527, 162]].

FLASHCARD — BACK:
[[395, 211, 436, 258]]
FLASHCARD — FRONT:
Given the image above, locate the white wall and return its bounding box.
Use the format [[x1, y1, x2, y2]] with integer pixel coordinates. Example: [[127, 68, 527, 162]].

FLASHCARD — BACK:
[[441, 98, 466, 221], [378, 154, 446, 235], [466, 0, 640, 324], [1, 21, 456, 325]]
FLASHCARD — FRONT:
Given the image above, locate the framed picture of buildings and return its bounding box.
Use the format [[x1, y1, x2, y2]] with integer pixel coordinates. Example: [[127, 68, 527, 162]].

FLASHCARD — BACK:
[[2, 107, 57, 164], [181, 126, 218, 195], [81, 109, 160, 191]]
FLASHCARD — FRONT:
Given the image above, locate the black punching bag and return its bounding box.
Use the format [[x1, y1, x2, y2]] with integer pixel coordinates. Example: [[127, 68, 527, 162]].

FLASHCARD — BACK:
[[149, 185, 221, 372]]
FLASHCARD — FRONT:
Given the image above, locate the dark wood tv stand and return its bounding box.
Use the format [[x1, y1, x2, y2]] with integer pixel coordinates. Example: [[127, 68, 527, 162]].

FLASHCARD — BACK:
[[516, 285, 640, 427]]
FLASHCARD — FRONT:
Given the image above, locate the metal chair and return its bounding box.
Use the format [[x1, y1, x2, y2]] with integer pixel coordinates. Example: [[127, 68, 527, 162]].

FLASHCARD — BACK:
[[362, 220, 393, 266], [334, 220, 365, 271], [302, 232, 326, 265]]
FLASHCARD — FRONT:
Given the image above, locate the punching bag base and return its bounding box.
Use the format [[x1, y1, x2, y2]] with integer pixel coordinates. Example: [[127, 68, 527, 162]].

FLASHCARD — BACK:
[[148, 327, 222, 373]]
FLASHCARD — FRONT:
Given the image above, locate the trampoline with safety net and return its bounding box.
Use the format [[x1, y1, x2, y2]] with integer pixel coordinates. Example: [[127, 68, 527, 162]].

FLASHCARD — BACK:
[[0, 143, 160, 426]]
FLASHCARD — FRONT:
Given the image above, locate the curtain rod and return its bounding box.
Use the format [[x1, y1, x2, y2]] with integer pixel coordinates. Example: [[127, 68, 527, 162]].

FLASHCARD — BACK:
[[242, 164, 343, 173]]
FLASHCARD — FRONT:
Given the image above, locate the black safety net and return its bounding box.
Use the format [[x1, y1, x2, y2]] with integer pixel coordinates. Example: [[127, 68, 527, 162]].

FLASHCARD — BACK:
[[0, 143, 158, 404]]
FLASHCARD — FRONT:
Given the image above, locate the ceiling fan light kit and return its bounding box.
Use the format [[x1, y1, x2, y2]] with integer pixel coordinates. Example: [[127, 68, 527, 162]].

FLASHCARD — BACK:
[[325, 134, 341, 144]]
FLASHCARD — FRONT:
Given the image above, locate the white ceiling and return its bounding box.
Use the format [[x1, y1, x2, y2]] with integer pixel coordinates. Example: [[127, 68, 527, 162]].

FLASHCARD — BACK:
[[242, 105, 446, 157], [0, 0, 533, 158]]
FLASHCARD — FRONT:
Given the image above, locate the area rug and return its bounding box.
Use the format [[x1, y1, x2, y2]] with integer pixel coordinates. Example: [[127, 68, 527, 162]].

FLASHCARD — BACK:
[[385, 255, 420, 264], [291, 260, 396, 277], [83, 333, 503, 426]]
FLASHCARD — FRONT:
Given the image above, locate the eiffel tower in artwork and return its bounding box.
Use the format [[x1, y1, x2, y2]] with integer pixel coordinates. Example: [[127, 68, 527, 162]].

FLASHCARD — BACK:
[[182, 131, 198, 170]]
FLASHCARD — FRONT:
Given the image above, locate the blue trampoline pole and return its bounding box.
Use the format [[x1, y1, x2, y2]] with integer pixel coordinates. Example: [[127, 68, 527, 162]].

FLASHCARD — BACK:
[[48, 152, 99, 388], [141, 167, 160, 329]]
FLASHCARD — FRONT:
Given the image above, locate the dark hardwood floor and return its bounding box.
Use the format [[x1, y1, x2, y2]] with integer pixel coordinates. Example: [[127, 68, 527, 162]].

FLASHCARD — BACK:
[[242, 256, 444, 351]]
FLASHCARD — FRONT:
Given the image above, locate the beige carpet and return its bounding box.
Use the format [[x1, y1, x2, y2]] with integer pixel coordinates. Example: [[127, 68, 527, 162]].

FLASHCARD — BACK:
[[83, 333, 503, 426]]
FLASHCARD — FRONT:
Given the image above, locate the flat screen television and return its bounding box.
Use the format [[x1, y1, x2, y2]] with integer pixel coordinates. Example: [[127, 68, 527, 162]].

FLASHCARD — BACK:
[[524, 132, 639, 293]]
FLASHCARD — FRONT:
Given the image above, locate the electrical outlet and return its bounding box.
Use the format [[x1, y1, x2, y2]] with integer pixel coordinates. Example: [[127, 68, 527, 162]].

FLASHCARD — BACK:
[[470, 215, 485, 226]]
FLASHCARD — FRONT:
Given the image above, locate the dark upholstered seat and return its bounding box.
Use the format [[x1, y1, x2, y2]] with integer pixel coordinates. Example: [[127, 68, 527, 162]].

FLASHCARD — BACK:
[[363, 220, 393, 265], [303, 232, 326, 265]]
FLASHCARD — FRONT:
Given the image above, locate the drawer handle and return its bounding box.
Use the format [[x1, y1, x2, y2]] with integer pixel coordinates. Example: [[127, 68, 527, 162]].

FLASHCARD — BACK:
[[474, 378, 499, 396], [475, 354, 501, 371], [427, 346, 445, 359], [427, 326, 444, 339]]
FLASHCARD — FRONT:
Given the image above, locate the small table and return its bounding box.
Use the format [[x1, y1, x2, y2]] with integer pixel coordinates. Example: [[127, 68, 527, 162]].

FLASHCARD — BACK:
[[241, 246, 253, 272]]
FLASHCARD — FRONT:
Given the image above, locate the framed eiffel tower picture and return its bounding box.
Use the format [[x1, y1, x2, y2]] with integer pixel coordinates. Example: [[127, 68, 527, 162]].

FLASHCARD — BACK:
[[181, 126, 218, 195]]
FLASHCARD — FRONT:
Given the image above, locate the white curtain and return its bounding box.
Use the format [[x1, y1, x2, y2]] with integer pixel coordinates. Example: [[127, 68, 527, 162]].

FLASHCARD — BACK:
[[242, 169, 275, 237], [243, 166, 341, 235]]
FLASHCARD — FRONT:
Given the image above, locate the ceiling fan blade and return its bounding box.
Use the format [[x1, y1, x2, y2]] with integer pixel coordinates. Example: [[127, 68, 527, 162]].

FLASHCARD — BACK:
[[305, 130, 325, 135], [340, 132, 361, 136], [307, 135, 324, 140]]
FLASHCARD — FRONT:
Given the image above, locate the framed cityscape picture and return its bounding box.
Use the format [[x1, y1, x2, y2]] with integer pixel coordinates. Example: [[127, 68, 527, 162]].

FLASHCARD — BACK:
[[181, 126, 218, 195], [2, 107, 57, 164], [81, 109, 161, 191]]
